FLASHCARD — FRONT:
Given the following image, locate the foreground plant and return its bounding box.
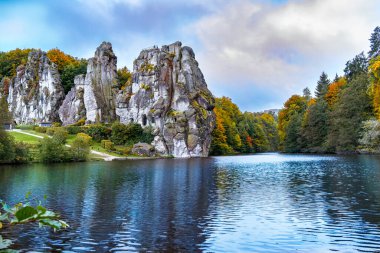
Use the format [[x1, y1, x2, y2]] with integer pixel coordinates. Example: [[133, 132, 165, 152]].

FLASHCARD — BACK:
[[0, 192, 69, 250]]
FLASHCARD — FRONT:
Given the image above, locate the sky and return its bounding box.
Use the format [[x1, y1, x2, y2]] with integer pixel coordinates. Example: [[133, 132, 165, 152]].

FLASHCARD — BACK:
[[1, 0, 380, 112]]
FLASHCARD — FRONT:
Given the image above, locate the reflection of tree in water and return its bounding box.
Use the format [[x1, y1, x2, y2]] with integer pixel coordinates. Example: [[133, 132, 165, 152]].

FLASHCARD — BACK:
[[285, 156, 380, 250]]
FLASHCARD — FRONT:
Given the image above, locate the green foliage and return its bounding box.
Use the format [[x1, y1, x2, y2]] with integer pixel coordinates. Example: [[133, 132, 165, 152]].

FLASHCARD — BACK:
[[0, 48, 32, 80], [301, 99, 329, 152], [110, 122, 152, 145], [101, 140, 114, 151], [65, 125, 84, 134], [210, 97, 278, 155], [38, 136, 68, 163], [0, 193, 69, 250], [34, 126, 47, 133], [369, 26, 380, 59], [85, 124, 111, 142], [117, 67, 132, 90], [327, 73, 373, 152], [344, 52, 368, 81], [61, 60, 87, 94], [315, 72, 330, 98], [70, 133, 92, 161]]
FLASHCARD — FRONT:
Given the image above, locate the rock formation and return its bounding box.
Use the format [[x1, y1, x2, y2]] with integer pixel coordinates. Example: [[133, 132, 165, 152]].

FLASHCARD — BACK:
[[6, 41, 215, 157], [7, 50, 65, 124], [59, 42, 118, 125], [116, 42, 215, 157]]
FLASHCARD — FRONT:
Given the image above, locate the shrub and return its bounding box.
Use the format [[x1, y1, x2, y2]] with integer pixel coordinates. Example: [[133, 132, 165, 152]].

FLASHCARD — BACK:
[[101, 140, 114, 151], [38, 137, 68, 163], [34, 126, 47, 133], [46, 128, 55, 136], [85, 124, 111, 142], [65, 125, 83, 134], [52, 128, 68, 144], [13, 142, 31, 163], [111, 122, 149, 145], [69, 133, 92, 161], [52, 122, 61, 127], [115, 146, 132, 155]]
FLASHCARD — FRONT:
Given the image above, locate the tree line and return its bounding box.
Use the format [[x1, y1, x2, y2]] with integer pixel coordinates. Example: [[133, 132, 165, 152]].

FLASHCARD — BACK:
[[278, 26, 380, 153]]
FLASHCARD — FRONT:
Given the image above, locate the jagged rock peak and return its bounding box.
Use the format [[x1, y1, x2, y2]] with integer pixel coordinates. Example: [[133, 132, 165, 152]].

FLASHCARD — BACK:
[[7, 49, 65, 124], [116, 41, 215, 157], [83, 41, 118, 123]]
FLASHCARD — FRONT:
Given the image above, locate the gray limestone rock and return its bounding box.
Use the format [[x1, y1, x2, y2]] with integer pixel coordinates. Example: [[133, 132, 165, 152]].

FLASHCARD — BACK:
[[116, 41, 215, 157], [132, 142, 155, 157], [7, 50, 65, 124], [59, 42, 118, 125], [58, 75, 86, 125]]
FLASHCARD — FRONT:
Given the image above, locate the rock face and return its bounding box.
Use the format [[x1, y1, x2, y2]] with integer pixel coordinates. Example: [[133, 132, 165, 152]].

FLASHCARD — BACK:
[[116, 42, 215, 157], [7, 50, 65, 124], [59, 42, 118, 125], [58, 75, 86, 125], [84, 42, 118, 123]]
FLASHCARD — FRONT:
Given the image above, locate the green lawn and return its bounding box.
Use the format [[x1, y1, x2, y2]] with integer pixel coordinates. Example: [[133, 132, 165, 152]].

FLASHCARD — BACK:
[[8, 131, 42, 144]]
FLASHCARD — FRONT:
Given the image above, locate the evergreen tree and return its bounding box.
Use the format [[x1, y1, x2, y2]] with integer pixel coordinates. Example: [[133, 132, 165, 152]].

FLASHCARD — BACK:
[[315, 72, 330, 98], [369, 26, 380, 59], [344, 52, 368, 81], [302, 100, 329, 152], [303, 87, 311, 101], [327, 73, 373, 152]]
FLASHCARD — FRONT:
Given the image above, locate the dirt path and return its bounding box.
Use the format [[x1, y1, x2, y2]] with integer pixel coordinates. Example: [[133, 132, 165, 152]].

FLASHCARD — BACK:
[[12, 129, 123, 161]]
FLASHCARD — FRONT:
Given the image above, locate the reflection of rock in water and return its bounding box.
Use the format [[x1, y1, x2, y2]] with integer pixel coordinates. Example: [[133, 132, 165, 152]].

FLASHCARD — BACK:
[[106, 158, 217, 251]]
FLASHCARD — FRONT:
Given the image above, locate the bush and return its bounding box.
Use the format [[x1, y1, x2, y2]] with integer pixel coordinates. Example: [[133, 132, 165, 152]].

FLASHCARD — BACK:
[[34, 126, 47, 133], [46, 128, 55, 136], [114, 146, 132, 155], [85, 124, 111, 142], [13, 142, 31, 163], [111, 122, 152, 145], [69, 133, 92, 161], [101, 140, 114, 151], [38, 137, 68, 163], [53, 128, 68, 144], [65, 125, 83, 135], [52, 122, 61, 127]]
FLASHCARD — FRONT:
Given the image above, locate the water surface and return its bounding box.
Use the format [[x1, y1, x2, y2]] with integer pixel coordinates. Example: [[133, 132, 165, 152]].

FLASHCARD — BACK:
[[1, 153, 380, 252]]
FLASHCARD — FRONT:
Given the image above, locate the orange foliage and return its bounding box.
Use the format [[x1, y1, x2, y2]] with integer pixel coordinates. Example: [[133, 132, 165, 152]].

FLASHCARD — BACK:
[[325, 77, 346, 107], [47, 48, 77, 72]]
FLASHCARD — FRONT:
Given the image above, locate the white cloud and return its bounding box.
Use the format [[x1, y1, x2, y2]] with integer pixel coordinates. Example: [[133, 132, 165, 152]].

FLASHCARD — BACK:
[[191, 0, 380, 110]]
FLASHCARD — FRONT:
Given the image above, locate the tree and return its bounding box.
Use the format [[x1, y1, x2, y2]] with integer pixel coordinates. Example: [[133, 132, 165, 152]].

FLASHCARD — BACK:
[[369, 26, 380, 59], [344, 52, 368, 81], [325, 77, 346, 107], [315, 72, 330, 98], [61, 60, 87, 94], [0, 48, 32, 80], [359, 119, 380, 152], [301, 99, 329, 152], [278, 95, 307, 149], [47, 48, 87, 93], [284, 112, 303, 153], [327, 73, 373, 152], [117, 67, 132, 90], [303, 87, 311, 101]]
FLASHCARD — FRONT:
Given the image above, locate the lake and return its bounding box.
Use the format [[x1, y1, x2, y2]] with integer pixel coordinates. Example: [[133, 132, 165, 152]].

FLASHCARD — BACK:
[[1, 153, 380, 252]]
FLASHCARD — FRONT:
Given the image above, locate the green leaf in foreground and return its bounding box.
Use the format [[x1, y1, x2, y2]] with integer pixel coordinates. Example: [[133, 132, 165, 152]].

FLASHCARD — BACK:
[[14, 206, 37, 222]]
